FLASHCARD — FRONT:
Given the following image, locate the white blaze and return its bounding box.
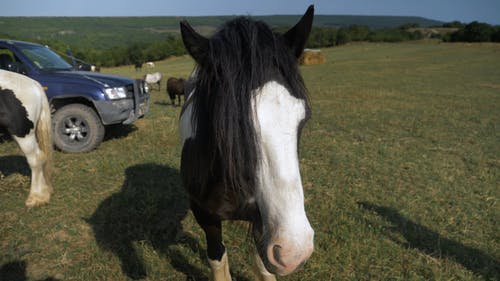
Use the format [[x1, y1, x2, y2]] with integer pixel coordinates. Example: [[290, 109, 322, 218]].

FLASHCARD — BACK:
[[252, 81, 313, 252]]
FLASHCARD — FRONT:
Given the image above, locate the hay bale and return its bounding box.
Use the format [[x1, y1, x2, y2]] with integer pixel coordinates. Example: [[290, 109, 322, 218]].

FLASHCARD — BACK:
[[299, 49, 326, 65]]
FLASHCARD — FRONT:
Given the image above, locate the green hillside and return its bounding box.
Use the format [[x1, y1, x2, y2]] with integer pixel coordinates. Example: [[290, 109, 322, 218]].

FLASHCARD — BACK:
[[0, 15, 442, 50]]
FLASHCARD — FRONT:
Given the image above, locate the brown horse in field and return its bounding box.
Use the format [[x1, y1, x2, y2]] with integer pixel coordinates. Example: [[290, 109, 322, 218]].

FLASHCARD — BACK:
[[167, 77, 185, 105]]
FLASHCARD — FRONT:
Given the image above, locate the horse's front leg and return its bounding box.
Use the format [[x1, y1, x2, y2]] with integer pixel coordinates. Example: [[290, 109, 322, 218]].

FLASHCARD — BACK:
[[191, 202, 231, 281], [14, 134, 52, 207]]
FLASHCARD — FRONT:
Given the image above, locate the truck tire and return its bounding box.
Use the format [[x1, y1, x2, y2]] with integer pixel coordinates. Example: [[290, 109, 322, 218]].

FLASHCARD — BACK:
[[52, 104, 105, 153]]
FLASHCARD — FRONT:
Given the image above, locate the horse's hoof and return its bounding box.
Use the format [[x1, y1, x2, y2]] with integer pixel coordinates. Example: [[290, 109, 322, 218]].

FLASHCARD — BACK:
[[25, 193, 51, 207]]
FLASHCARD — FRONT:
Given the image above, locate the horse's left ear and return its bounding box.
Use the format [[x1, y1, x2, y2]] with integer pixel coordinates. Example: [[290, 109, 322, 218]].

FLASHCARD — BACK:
[[283, 5, 315, 58], [180, 20, 209, 65]]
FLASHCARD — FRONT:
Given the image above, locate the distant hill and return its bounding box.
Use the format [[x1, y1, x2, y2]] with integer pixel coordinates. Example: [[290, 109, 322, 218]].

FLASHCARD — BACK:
[[252, 14, 441, 29], [0, 15, 443, 50]]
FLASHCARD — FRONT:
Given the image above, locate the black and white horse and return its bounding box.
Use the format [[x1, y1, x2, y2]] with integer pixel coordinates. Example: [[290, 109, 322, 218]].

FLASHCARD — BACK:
[[179, 6, 314, 280], [0, 70, 53, 207]]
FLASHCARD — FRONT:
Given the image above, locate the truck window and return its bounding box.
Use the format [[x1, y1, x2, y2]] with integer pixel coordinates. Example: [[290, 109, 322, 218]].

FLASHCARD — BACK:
[[17, 44, 72, 71]]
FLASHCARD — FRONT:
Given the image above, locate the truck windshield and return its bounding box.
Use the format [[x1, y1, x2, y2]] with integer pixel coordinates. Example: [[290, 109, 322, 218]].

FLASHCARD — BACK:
[[18, 44, 73, 71]]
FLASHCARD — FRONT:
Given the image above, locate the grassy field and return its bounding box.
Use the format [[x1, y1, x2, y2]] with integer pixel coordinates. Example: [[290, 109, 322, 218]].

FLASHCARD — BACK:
[[1, 41, 499, 281]]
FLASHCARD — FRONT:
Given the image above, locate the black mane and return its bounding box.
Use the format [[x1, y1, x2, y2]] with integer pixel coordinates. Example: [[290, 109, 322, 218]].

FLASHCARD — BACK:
[[187, 16, 310, 212]]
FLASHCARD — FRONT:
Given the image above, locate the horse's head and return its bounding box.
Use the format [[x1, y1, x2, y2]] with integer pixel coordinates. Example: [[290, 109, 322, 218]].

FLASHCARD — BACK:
[[180, 6, 315, 276]]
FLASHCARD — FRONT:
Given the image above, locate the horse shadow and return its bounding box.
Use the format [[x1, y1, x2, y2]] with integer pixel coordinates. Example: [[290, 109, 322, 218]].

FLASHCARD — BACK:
[[358, 202, 500, 280], [0, 260, 60, 281], [85, 163, 207, 280], [0, 155, 30, 177]]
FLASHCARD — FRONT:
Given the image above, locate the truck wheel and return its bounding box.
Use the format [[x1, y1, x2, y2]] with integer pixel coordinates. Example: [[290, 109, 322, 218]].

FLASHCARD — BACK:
[[52, 104, 105, 153]]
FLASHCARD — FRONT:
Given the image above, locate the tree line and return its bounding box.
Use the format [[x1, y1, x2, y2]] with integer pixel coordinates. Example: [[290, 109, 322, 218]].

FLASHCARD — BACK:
[[36, 21, 499, 68], [304, 21, 500, 48], [441, 21, 500, 42], [39, 35, 186, 68], [302, 24, 425, 48]]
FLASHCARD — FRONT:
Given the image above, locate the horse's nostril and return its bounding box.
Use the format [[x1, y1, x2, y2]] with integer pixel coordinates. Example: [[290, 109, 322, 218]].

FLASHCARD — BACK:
[[272, 244, 286, 267]]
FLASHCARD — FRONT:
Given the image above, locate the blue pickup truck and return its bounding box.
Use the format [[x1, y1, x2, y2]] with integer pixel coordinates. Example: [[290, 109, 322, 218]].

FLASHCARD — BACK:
[[0, 39, 150, 152]]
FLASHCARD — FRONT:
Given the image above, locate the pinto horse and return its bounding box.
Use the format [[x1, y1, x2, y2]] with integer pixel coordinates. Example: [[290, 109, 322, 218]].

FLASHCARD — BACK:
[[179, 5, 314, 280], [0, 70, 53, 207]]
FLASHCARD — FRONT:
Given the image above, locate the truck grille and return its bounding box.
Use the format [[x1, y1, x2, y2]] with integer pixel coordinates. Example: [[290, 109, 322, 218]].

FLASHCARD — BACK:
[[126, 80, 149, 98]]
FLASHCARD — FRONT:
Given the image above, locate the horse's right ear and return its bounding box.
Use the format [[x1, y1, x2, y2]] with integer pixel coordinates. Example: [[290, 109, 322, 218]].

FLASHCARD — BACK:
[[180, 21, 209, 65]]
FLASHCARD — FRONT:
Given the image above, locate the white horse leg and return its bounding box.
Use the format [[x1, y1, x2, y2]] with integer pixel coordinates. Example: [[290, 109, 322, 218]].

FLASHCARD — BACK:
[[13, 134, 52, 207], [252, 252, 277, 281], [208, 251, 231, 281]]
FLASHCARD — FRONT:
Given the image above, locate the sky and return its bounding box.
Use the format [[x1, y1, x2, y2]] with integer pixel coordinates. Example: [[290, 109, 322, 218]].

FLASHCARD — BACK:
[[1, 0, 499, 25]]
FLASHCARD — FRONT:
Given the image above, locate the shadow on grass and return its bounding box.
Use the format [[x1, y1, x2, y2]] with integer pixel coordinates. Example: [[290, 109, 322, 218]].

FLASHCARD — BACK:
[[0, 261, 60, 281], [103, 124, 137, 141], [154, 101, 172, 107], [358, 202, 500, 280], [86, 163, 206, 280], [154, 101, 183, 107], [0, 155, 29, 177]]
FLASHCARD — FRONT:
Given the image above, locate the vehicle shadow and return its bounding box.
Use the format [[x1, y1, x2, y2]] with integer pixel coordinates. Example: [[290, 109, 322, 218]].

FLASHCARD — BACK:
[[358, 202, 500, 280], [2, 124, 136, 146], [103, 124, 137, 141], [0, 260, 60, 281], [86, 163, 207, 280]]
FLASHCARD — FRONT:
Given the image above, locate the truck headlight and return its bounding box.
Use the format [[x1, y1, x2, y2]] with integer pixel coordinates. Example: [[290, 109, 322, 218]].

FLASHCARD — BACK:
[[104, 87, 127, 99]]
